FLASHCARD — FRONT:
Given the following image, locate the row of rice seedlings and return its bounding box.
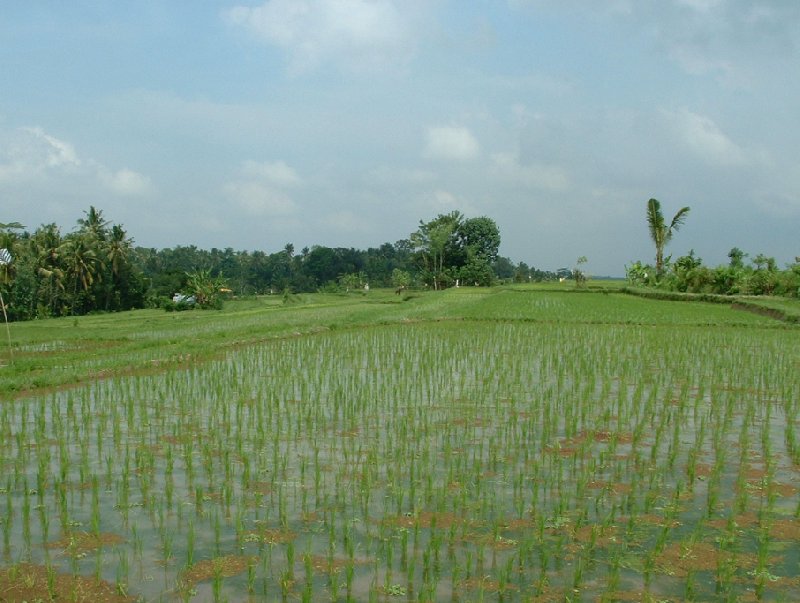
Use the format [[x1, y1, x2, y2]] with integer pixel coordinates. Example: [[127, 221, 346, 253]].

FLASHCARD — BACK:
[[0, 319, 797, 600]]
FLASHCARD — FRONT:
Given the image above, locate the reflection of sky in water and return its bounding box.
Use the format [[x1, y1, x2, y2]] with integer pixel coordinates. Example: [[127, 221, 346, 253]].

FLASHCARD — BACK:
[[1, 322, 798, 600]]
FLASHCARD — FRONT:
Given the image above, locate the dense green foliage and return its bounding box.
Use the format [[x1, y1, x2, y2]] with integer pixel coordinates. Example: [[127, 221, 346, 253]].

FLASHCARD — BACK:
[[410, 212, 502, 288], [0, 209, 146, 321], [627, 249, 800, 298], [630, 197, 798, 298], [1, 209, 555, 321]]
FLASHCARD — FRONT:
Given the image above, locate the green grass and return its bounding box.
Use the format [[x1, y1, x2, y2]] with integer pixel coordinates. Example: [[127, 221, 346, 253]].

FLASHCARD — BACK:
[[0, 286, 787, 398]]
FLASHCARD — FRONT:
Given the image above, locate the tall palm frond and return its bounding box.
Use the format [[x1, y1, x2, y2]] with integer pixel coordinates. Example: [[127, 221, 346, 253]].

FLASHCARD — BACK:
[[646, 198, 690, 277]]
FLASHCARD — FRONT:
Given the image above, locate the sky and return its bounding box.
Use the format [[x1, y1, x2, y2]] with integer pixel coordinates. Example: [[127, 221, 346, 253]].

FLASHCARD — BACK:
[[1, 0, 798, 276]]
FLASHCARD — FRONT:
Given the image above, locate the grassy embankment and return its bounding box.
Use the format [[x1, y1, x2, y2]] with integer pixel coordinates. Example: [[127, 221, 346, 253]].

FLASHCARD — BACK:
[[0, 283, 788, 398]]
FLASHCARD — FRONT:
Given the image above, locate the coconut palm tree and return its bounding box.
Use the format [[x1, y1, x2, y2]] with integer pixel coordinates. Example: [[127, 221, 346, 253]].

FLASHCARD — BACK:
[[31, 224, 66, 315], [78, 206, 109, 240], [104, 224, 134, 310], [61, 233, 104, 313], [646, 198, 690, 277]]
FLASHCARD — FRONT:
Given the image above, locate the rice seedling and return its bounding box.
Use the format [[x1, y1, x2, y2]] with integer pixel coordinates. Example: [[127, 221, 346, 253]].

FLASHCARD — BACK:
[[0, 289, 796, 600]]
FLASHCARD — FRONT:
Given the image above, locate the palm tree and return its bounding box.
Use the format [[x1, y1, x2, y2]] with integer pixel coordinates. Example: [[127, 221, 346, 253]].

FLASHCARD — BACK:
[[77, 206, 109, 241], [31, 224, 66, 315], [104, 224, 133, 310], [107, 225, 131, 277], [61, 233, 104, 313], [646, 198, 690, 277]]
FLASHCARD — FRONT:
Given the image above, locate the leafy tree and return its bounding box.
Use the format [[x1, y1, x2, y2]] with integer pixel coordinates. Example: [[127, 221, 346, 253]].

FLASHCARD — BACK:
[[625, 261, 652, 286], [411, 212, 462, 289], [411, 212, 502, 289], [670, 250, 709, 292], [728, 247, 747, 269], [184, 269, 228, 309], [492, 256, 515, 280], [751, 253, 776, 272], [460, 253, 494, 286], [513, 261, 530, 283], [391, 268, 411, 290], [573, 256, 588, 288], [646, 198, 690, 278], [457, 217, 500, 265]]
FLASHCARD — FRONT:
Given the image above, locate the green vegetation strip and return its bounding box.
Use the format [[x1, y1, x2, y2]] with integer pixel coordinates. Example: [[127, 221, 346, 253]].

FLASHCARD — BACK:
[[1, 287, 786, 398]]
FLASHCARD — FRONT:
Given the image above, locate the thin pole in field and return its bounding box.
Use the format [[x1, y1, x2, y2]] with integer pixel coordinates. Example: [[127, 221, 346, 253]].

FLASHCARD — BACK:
[[0, 290, 11, 365], [0, 246, 14, 365]]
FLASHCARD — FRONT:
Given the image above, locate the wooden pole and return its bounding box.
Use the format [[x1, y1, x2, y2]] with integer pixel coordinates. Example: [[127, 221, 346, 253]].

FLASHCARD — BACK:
[[0, 290, 11, 365]]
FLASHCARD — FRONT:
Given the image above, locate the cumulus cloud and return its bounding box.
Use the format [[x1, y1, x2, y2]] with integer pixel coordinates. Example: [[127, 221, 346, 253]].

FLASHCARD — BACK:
[[512, 1, 799, 85], [24, 127, 81, 168], [0, 126, 151, 197], [224, 181, 297, 216], [490, 151, 569, 191], [423, 126, 480, 161], [224, 0, 420, 73], [98, 167, 152, 196], [0, 127, 80, 183], [650, 1, 799, 82], [666, 109, 746, 166], [224, 160, 302, 216], [241, 160, 301, 187]]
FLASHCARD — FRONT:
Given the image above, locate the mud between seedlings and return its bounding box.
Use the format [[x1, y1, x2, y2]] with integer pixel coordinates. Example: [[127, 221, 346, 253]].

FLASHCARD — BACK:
[[0, 562, 135, 603], [46, 531, 125, 556], [180, 554, 256, 585]]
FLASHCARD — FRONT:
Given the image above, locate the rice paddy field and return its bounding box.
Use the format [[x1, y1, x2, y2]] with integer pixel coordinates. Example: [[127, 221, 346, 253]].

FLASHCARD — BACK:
[[0, 286, 798, 602]]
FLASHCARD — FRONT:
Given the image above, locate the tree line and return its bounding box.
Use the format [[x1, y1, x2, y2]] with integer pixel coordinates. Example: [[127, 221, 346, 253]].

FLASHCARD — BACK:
[[0, 208, 557, 320], [629, 198, 800, 297]]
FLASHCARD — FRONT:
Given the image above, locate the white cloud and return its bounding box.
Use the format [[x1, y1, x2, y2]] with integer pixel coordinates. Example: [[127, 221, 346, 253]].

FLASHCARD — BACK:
[[24, 127, 81, 168], [0, 127, 80, 183], [667, 109, 746, 166], [668, 45, 734, 78], [241, 160, 301, 187], [224, 0, 419, 73], [490, 151, 569, 191], [326, 210, 368, 233], [98, 167, 152, 196], [364, 166, 436, 186], [675, 0, 722, 12], [423, 126, 480, 161], [224, 181, 297, 216], [224, 159, 302, 217], [0, 126, 152, 198]]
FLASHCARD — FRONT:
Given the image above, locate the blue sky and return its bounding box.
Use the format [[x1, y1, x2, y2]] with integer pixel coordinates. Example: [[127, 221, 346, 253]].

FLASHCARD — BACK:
[[2, 0, 798, 276]]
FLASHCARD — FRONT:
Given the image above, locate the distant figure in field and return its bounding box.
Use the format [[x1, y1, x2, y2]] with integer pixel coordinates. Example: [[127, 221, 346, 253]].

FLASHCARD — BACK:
[[395, 285, 405, 295]]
